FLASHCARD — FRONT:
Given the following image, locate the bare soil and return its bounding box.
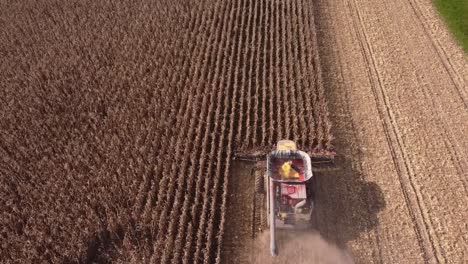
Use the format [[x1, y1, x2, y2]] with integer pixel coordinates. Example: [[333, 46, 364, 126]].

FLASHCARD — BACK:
[[315, 0, 467, 262]]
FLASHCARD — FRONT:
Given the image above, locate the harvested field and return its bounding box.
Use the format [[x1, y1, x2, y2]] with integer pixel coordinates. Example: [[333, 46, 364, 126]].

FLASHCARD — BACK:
[[0, 0, 330, 263], [315, 0, 468, 261]]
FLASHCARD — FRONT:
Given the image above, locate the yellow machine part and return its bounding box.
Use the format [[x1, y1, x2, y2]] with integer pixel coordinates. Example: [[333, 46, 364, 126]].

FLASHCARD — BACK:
[[279, 161, 300, 179], [276, 140, 297, 151], [276, 140, 300, 179], [280, 212, 288, 220]]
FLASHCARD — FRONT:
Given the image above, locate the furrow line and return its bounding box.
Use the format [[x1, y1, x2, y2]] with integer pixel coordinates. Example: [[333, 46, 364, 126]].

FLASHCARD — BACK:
[[171, 1, 231, 262], [136, 5, 199, 239], [203, 10, 249, 264], [179, 0, 238, 259], [298, 0, 318, 148], [347, 0, 443, 261], [251, 0, 264, 147], [268, 0, 277, 146], [235, 0, 255, 147], [158, 2, 229, 262], [406, 0, 467, 108], [293, 0, 313, 147], [306, 0, 331, 149], [415, 74, 468, 193], [141, 8, 207, 243], [149, 78, 201, 261], [242, 0, 259, 148], [234, 8, 247, 146], [149, 2, 224, 262], [131, 31, 175, 221], [179, 2, 238, 263], [193, 0, 249, 261], [290, 0, 308, 147], [214, 53, 248, 260], [201, 136, 230, 263], [134, 0, 204, 224], [274, 0, 284, 141], [140, 0, 209, 230], [278, 0, 291, 140], [340, 0, 430, 260], [183, 0, 242, 262], [303, 0, 325, 149], [261, 0, 272, 146], [285, 0, 300, 142], [147, 5, 216, 261]]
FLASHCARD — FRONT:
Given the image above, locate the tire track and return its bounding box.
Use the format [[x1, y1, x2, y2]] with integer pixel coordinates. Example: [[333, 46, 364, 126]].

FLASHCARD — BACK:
[[346, 0, 445, 262], [313, 0, 467, 261], [414, 74, 468, 193], [391, 0, 468, 194], [343, 0, 429, 260], [405, 0, 467, 108], [401, 0, 468, 192], [312, 1, 385, 260]]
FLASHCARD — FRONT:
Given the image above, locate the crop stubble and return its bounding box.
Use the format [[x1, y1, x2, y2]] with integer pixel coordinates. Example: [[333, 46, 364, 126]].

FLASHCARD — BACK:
[[313, 0, 468, 262], [0, 0, 331, 263]]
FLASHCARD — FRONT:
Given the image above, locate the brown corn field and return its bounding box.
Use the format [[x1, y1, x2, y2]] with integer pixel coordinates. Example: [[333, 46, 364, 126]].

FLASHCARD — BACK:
[[0, 0, 331, 263]]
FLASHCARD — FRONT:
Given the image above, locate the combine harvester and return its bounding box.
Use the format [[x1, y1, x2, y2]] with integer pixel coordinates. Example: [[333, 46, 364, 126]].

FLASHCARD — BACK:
[[240, 140, 335, 256], [266, 140, 314, 256]]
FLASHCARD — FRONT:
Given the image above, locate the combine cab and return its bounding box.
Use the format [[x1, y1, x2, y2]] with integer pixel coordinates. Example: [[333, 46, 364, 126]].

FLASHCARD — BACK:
[[264, 140, 315, 256]]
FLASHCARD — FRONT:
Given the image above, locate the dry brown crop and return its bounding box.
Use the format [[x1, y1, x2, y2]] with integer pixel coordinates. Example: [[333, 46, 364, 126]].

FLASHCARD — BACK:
[[0, 0, 331, 263]]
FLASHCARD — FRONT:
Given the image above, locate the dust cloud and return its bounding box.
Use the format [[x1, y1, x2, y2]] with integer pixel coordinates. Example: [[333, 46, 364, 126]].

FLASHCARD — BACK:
[[251, 231, 353, 264]]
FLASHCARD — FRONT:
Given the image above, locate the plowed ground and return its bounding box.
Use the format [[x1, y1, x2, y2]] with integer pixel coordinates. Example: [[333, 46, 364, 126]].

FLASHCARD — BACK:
[[0, 0, 331, 263], [222, 0, 468, 263]]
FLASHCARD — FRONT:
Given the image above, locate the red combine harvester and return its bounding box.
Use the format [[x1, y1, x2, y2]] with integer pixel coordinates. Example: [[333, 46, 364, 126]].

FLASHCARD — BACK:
[[236, 139, 334, 256], [265, 140, 314, 256]]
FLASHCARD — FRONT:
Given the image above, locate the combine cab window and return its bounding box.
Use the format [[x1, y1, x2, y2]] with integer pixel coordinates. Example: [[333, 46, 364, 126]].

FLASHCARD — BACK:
[[270, 158, 305, 181]]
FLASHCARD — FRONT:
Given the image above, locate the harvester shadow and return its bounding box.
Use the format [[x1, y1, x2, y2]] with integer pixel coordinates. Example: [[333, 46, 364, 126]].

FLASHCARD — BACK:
[[311, 0, 386, 247], [312, 157, 386, 248]]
